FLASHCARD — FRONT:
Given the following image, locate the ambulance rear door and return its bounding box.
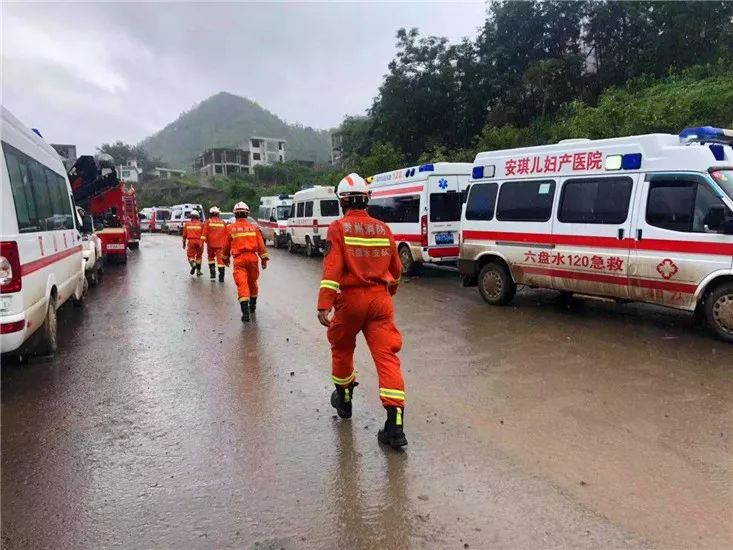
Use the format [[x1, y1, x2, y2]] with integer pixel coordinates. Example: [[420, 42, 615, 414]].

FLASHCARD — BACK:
[[426, 174, 462, 259]]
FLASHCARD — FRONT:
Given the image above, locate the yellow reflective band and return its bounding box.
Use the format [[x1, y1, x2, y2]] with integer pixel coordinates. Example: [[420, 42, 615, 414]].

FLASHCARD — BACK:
[[396, 407, 403, 426], [238, 297, 250, 302], [332, 372, 355, 385], [232, 232, 256, 238], [344, 388, 350, 403], [208, 223, 225, 227], [379, 388, 406, 400], [320, 280, 340, 291], [344, 236, 390, 247], [200, 236, 207, 240], [260, 253, 269, 259]]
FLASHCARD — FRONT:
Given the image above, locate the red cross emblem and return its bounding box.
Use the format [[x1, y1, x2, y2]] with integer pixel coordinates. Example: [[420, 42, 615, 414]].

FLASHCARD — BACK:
[[656, 258, 679, 280]]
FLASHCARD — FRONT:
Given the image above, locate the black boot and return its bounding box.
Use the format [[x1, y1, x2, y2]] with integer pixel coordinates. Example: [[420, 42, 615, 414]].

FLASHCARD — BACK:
[[378, 406, 408, 449], [189, 262, 196, 275], [330, 383, 357, 419], [240, 301, 250, 322], [218, 267, 225, 283], [249, 296, 257, 313], [196, 263, 203, 277], [209, 264, 216, 280]]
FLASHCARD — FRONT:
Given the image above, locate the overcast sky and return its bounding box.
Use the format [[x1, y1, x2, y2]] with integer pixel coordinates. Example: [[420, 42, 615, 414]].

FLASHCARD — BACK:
[[2, 1, 486, 154]]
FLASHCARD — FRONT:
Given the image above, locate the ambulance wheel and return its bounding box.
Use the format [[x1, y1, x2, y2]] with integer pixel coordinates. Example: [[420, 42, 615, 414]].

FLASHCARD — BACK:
[[128, 241, 139, 250], [399, 245, 419, 276], [73, 277, 87, 307], [704, 282, 733, 343], [287, 236, 296, 254], [37, 294, 58, 356], [478, 262, 516, 306], [305, 238, 315, 257]]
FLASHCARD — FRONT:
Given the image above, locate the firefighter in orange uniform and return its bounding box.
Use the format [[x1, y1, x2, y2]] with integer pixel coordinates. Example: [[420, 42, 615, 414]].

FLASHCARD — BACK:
[[182, 210, 204, 276], [201, 206, 228, 281], [222, 202, 269, 322], [317, 173, 407, 449]]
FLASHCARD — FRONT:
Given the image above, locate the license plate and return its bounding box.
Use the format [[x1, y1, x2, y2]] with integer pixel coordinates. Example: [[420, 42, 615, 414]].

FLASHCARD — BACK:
[[435, 232, 454, 245], [106, 243, 125, 250]]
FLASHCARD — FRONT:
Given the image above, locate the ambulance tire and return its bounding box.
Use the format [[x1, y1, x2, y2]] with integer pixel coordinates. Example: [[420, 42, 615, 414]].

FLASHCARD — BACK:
[[287, 236, 297, 254], [478, 262, 516, 306], [704, 282, 733, 343], [399, 244, 419, 276], [37, 294, 58, 356], [128, 241, 139, 250], [305, 238, 315, 258]]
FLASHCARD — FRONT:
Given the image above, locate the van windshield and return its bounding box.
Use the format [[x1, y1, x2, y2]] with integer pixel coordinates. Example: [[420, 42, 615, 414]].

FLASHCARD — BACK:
[[710, 169, 733, 201], [277, 206, 291, 220]]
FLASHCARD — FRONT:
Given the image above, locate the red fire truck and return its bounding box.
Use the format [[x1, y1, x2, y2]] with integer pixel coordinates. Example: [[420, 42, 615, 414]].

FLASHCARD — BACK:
[[68, 154, 141, 263]]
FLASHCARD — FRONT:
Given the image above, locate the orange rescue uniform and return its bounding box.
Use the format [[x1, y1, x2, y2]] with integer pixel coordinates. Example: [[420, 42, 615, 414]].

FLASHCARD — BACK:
[[182, 220, 204, 265], [318, 209, 405, 409], [201, 216, 228, 268], [222, 218, 269, 303]]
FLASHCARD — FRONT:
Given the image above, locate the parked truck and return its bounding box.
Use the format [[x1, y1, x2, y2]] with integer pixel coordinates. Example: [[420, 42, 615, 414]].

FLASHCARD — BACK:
[[68, 154, 140, 263]]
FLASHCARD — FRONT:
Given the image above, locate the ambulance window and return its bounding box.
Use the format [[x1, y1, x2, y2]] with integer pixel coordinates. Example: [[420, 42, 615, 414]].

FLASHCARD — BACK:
[[277, 205, 292, 219], [305, 201, 314, 217], [3, 144, 40, 232], [465, 183, 498, 221], [320, 200, 339, 217], [692, 184, 722, 232], [296, 202, 305, 217], [646, 181, 697, 232], [496, 180, 555, 222], [559, 177, 632, 224], [430, 192, 461, 222], [368, 195, 420, 223], [28, 158, 53, 230]]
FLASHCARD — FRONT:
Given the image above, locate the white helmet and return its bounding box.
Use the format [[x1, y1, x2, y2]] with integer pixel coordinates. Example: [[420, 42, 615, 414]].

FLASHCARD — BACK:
[[190, 210, 200, 218], [337, 173, 369, 198], [233, 201, 249, 213], [209, 206, 220, 215]]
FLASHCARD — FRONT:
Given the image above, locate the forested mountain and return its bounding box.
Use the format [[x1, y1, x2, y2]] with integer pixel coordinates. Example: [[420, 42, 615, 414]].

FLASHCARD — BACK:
[[140, 92, 331, 169]]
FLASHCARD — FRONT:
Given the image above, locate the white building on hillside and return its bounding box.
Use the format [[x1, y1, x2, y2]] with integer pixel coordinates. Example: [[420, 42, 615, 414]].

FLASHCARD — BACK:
[[117, 159, 143, 183]]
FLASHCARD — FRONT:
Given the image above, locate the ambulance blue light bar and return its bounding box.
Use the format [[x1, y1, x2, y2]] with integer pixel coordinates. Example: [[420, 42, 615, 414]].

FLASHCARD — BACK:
[[418, 164, 434, 172], [679, 126, 733, 145], [622, 153, 642, 170], [472, 165, 496, 179]]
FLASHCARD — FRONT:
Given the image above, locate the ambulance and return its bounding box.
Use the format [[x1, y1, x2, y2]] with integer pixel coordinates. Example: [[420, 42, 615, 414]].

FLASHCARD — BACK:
[[1, 107, 86, 356], [459, 126, 733, 342], [257, 194, 293, 248], [167, 203, 204, 234], [287, 186, 341, 256], [368, 162, 473, 274]]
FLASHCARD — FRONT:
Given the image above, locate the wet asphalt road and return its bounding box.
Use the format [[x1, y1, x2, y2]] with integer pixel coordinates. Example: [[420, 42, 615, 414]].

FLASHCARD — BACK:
[[2, 233, 732, 549]]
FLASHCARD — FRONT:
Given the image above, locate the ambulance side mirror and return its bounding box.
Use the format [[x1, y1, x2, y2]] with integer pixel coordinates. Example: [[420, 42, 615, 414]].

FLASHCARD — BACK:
[[703, 205, 725, 232], [81, 215, 94, 233]]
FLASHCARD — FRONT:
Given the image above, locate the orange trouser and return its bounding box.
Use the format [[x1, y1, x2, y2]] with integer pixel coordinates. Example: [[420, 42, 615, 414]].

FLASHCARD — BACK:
[[207, 245, 225, 268], [232, 255, 260, 301], [328, 286, 405, 408], [187, 241, 203, 264]]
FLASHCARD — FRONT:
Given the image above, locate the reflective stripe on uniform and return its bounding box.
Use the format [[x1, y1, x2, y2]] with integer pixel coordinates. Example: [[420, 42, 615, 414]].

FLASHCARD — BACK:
[[232, 232, 257, 238], [238, 296, 250, 302], [343, 236, 390, 247], [333, 371, 355, 385], [379, 388, 405, 401], [320, 279, 340, 291], [396, 407, 403, 426], [208, 223, 225, 227]]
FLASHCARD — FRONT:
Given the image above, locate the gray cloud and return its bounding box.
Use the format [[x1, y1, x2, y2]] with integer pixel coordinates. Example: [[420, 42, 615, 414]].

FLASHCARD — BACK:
[[2, 1, 485, 154]]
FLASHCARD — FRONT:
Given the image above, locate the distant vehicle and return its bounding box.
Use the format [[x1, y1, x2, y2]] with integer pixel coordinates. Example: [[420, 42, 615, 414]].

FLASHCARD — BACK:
[[368, 162, 472, 274], [150, 207, 171, 232], [459, 126, 733, 343], [220, 211, 235, 225], [167, 203, 204, 234], [258, 194, 293, 248], [287, 186, 341, 256], [76, 207, 104, 286], [1, 106, 86, 356], [139, 208, 153, 231]]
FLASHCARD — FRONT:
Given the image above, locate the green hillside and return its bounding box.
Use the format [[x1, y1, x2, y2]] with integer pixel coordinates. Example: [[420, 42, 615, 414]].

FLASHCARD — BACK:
[[139, 92, 332, 169]]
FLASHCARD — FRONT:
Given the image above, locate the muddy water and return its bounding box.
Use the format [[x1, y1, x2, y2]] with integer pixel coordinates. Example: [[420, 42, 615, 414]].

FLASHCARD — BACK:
[[2, 234, 730, 548]]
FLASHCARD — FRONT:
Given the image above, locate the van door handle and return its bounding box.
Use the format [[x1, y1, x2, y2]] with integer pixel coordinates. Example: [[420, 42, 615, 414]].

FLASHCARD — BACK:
[[636, 229, 643, 240], [617, 228, 624, 240]]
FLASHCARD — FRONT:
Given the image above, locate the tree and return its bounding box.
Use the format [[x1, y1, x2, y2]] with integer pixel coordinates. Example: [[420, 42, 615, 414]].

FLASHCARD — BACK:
[[97, 141, 151, 167], [351, 143, 405, 177]]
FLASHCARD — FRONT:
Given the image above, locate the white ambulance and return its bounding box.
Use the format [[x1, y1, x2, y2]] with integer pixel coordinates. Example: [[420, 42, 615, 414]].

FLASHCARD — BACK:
[[368, 162, 472, 273], [459, 126, 733, 342], [1, 107, 86, 356], [167, 203, 204, 234], [257, 194, 293, 248], [287, 186, 341, 256]]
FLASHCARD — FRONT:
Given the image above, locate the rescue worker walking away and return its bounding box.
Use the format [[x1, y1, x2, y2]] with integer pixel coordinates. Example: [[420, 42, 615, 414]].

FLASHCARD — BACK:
[[201, 206, 228, 281], [222, 202, 269, 322], [317, 173, 407, 450], [182, 210, 204, 276]]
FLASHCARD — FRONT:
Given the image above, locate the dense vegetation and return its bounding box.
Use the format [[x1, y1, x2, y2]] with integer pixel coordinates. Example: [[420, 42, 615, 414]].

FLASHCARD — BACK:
[[339, 0, 733, 173], [139, 92, 332, 169]]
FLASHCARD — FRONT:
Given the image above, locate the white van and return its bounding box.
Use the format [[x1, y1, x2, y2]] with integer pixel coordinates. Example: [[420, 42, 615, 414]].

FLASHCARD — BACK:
[[150, 207, 171, 232], [1, 107, 86, 355], [459, 127, 733, 342], [368, 162, 472, 273], [258, 195, 293, 248], [167, 203, 204, 234], [287, 186, 341, 256]]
